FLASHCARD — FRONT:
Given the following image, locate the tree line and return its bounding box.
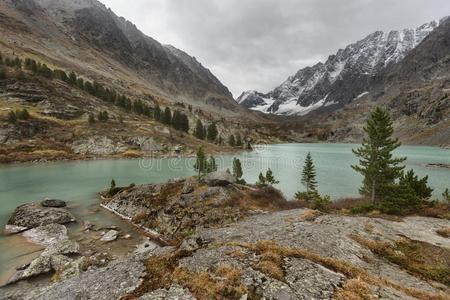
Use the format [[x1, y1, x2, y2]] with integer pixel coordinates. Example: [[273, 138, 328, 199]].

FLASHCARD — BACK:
[[0, 53, 192, 133]]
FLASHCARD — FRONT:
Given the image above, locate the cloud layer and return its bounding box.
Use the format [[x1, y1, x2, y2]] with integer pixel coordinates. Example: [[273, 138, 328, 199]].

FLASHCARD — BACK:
[[101, 0, 450, 97]]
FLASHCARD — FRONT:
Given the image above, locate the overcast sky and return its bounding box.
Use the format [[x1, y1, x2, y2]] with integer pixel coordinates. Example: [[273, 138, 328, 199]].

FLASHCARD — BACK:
[[101, 0, 449, 97]]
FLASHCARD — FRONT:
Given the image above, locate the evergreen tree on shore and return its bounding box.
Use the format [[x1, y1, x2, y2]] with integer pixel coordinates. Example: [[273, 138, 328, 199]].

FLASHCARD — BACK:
[[232, 158, 243, 180], [301, 152, 318, 195], [228, 134, 236, 147], [352, 107, 406, 202], [265, 168, 279, 185], [194, 147, 208, 178]]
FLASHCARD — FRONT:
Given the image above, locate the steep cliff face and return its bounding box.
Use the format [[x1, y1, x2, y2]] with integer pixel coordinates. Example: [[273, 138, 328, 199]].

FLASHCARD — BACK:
[[0, 0, 241, 115], [238, 19, 442, 116]]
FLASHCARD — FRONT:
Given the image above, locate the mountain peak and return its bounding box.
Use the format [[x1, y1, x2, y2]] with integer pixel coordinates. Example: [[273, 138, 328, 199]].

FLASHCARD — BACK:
[[239, 18, 445, 116]]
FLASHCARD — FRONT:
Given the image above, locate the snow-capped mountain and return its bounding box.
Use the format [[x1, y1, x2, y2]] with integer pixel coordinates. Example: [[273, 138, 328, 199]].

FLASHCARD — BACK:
[[237, 19, 442, 115]]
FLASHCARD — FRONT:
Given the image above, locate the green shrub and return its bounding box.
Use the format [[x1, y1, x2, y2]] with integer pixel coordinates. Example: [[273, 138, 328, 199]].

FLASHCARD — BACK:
[[311, 194, 332, 212], [399, 169, 433, 199]]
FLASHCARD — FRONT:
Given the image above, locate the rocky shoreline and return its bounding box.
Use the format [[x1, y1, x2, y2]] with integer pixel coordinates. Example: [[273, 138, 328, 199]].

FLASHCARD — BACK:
[[1, 175, 450, 299]]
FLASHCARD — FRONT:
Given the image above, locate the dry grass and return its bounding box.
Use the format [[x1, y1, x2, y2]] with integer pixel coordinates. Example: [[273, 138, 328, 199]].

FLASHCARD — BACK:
[[229, 240, 449, 300], [224, 186, 308, 212], [172, 264, 247, 299], [436, 227, 450, 238], [330, 197, 371, 211], [420, 204, 450, 220], [333, 278, 377, 300], [299, 209, 322, 222], [121, 149, 144, 158], [225, 249, 247, 259], [351, 235, 450, 287]]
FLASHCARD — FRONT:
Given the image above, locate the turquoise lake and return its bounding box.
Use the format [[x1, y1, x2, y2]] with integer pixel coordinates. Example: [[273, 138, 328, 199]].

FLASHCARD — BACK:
[[0, 143, 449, 281]]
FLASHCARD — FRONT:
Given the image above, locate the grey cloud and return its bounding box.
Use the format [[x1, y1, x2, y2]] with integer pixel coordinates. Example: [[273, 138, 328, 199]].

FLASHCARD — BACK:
[[102, 0, 450, 97]]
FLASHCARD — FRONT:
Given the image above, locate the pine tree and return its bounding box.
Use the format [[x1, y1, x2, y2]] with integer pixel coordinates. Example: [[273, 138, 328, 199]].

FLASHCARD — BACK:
[[207, 123, 218, 141], [0, 66, 6, 80], [154, 104, 161, 121], [68, 71, 77, 85], [301, 152, 318, 195], [352, 107, 406, 202], [256, 172, 267, 187], [172, 110, 181, 130], [180, 114, 189, 132], [232, 158, 243, 179], [236, 133, 243, 147], [163, 107, 172, 125], [207, 155, 217, 173], [399, 169, 433, 199], [193, 147, 208, 178], [194, 119, 205, 140], [265, 168, 279, 185], [443, 188, 450, 203], [110, 179, 116, 189], [88, 113, 96, 125], [228, 134, 236, 147], [7, 111, 17, 123]]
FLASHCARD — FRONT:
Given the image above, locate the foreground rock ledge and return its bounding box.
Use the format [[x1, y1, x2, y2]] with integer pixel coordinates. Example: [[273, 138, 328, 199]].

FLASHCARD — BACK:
[[6, 203, 75, 230]]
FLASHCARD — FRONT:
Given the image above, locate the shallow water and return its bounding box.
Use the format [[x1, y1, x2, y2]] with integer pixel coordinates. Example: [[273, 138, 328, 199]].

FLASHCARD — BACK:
[[0, 143, 449, 281]]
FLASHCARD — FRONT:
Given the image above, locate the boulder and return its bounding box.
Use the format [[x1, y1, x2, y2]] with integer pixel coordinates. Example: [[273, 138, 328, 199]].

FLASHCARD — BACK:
[[7, 255, 52, 284], [41, 199, 67, 208], [100, 230, 119, 242], [22, 224, 69, 246], [7, 203, 75, 229], [203, 171, 236, 187]]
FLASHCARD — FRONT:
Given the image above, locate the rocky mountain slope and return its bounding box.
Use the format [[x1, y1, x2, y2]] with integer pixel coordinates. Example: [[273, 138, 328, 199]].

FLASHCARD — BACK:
[[1, 0, 243, 114], [238, 19, 441, 115], [0, 0, 286, 163]]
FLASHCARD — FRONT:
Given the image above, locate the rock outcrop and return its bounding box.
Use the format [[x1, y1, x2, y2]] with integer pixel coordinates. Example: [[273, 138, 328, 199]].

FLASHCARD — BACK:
[[6, 203, 75, 230]]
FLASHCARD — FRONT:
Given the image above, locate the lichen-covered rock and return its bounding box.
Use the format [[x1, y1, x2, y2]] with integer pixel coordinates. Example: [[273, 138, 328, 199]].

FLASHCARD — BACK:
[[41, 199, 67, 208], [100, 229, 119, 242], [71, 136, 127, 155], [22, 224, 69, 246], [139, 284, 195, 300], [202, 171, 236, 186], [7, 203, 75, 229], [3, 257, 146, 300], [7, 255, 52, 285]]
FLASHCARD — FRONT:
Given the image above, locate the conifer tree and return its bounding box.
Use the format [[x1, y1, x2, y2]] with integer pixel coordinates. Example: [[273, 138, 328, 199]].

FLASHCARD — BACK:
[[443, 188, 450, 203], [207, 123, 218, 141], [68, 71, 77, 85], [265, 168, 279, 185], [7, 111, 16, 123], [0, 66, 6, 80], [236, 133, 243, 147], [232, 158, 243, 180], [352, 107, 406, 202], [256, 172, 267, 187], [110, 179, 116, 189], [194, 119, 205, 140], [163, 107, 172, 125], [301, 152, 318, 195], [207, 155, 217, 173], [228, 134, 236, 147], [154, 104, 161, 121], [88, 113, 96, 125], [193, 147, 208, 178], [179, 114, 189, 133]]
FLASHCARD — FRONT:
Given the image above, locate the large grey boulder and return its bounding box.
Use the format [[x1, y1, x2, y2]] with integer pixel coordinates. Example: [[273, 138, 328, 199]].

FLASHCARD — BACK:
[[203, 171, 236, 187], [22, 223, 69, 246], [41, 199, 67, 208], [7, 203, 75, 229]]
